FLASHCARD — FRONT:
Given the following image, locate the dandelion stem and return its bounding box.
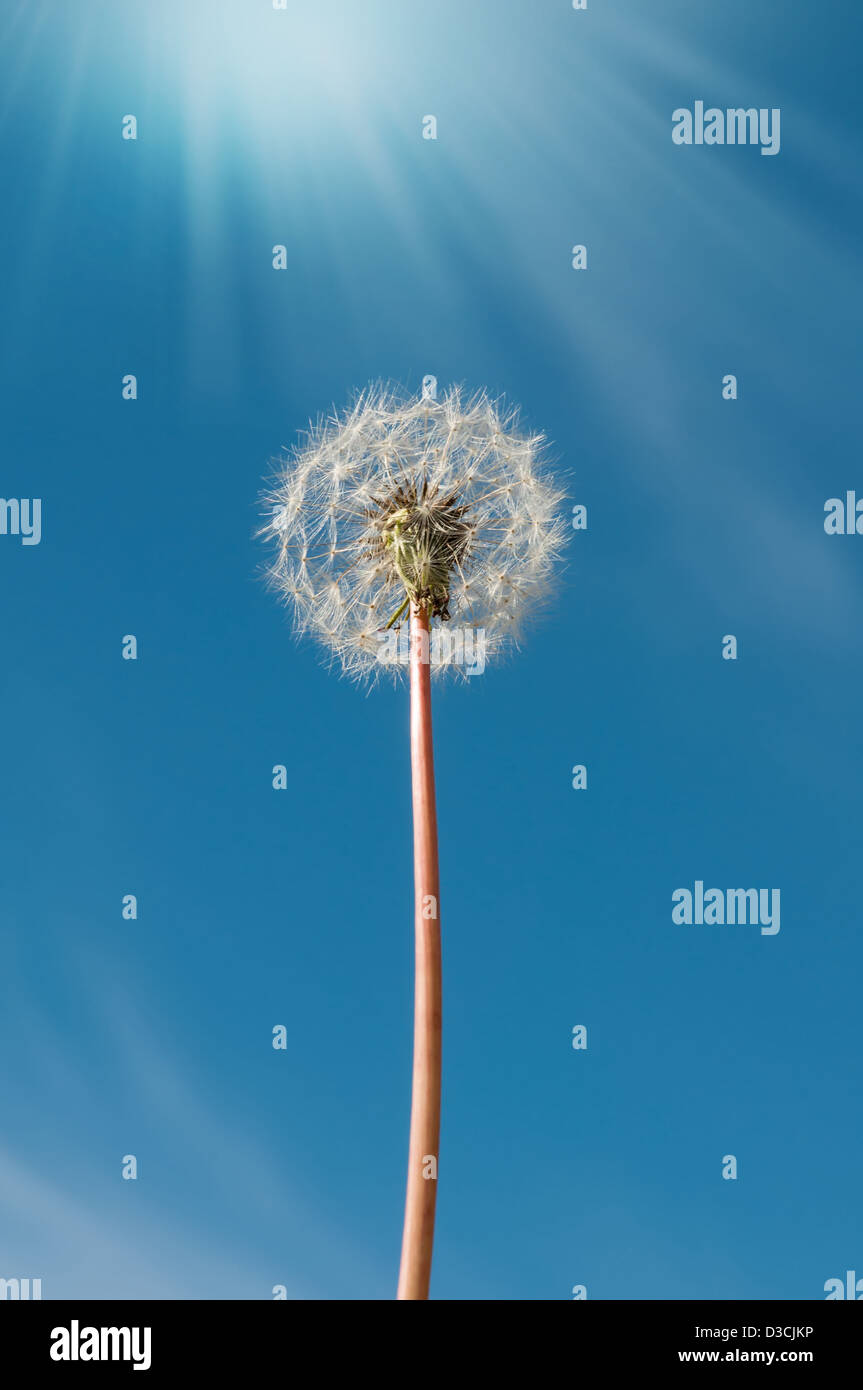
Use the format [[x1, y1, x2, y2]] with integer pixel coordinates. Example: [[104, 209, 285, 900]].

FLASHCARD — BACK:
[[397, 601, 442, 1300]]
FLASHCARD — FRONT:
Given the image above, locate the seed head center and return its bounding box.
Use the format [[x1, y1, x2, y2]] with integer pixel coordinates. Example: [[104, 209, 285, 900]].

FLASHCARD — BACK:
[[370, 478, 472, 621]]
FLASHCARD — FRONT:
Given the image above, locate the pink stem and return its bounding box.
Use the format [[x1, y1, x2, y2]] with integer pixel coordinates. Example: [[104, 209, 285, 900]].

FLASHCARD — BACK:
[[396, 602, 442, 1300]]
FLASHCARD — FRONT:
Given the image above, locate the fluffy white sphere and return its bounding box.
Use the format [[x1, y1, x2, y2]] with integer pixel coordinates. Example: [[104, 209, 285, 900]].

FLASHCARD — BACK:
[[261, 385, 568, 681]]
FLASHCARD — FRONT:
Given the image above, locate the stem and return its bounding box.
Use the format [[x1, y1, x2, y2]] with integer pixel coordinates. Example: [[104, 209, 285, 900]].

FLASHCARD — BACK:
[[385, 593, 411, 629], [396, 602, 442, 1300]]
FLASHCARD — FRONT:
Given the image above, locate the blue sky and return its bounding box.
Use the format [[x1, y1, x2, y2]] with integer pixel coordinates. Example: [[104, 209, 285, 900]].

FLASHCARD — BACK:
[[1, 0, 861, 1299]]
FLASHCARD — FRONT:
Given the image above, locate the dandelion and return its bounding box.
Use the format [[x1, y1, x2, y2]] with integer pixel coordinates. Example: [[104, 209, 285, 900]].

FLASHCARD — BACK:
[[260, 383, 567, 1298]]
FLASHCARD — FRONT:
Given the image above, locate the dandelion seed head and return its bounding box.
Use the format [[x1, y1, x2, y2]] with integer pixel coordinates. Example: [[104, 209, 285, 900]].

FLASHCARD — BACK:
[[260, 384, 568, 681]]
